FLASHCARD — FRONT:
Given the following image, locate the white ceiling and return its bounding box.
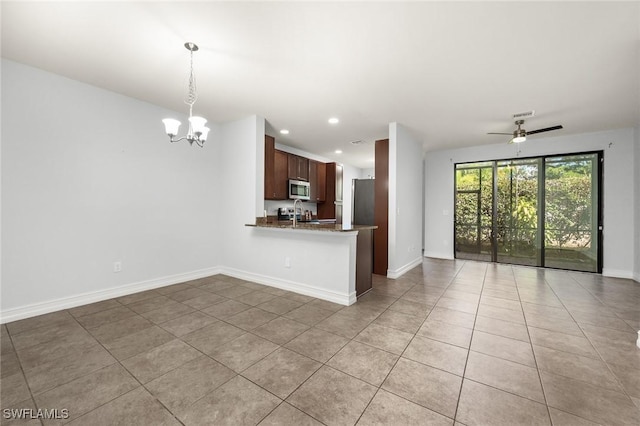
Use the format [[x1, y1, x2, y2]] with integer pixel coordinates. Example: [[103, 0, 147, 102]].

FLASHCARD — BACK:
[[2, 1, 639, 168]]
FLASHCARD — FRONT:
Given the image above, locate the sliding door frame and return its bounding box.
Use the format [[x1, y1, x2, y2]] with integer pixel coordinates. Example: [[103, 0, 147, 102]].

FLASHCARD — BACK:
[[454, 150, 603, 273]]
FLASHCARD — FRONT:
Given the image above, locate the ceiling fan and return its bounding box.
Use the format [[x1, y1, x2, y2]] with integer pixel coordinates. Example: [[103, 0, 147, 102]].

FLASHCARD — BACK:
[[488, 119, 563, 144]]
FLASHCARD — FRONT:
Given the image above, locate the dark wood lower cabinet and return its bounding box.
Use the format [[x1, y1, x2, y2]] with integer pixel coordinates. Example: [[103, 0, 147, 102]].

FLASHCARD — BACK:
[[356, 229, 373, 297]]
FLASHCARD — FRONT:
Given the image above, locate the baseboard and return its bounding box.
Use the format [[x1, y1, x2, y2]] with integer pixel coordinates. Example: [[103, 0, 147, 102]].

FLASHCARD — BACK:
[[633, 271, 640, 284], [220, 266, 356, 306], [387, 257, 423, 279], [602, 268, 635, 280], [0, 266, 222, 324], [423, 252, 455, 260]]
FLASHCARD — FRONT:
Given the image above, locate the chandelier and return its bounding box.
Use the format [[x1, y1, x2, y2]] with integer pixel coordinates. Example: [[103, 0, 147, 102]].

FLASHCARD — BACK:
[[162, 42, 210, 147]]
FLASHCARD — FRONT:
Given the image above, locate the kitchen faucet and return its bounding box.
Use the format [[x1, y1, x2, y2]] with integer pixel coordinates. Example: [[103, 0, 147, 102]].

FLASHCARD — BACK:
[[292, 198, 304, 228]]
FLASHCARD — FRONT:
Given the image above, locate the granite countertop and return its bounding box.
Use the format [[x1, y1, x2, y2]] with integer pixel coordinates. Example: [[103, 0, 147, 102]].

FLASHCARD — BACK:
[[246, 220, 377, 232]]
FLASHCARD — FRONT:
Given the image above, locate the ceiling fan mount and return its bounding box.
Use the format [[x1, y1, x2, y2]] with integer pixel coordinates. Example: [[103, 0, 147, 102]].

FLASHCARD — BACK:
[[488, 119, 563, 144]]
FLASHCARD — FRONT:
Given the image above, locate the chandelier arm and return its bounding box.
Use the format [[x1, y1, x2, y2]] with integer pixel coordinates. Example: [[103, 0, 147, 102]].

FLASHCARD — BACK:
[[169, 135, 190, 143]]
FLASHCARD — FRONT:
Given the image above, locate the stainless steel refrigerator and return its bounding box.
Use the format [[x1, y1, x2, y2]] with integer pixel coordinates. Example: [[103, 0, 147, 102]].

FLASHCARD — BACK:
[[352, 178, 375, 225]]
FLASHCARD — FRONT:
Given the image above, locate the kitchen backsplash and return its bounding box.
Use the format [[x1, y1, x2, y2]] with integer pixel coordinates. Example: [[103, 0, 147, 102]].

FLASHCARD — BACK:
[[264, 200, 317, 216]]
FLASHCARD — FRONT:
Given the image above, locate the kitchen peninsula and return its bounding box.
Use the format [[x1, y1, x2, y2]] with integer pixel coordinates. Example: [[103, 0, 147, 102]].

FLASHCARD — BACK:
[[246, 220, 377, 305]]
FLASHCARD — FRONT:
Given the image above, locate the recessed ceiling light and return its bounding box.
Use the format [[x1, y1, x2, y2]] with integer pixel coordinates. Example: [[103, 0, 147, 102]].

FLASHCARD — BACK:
[[335, 149, 343, 154], [280, 129, 289, 135], [328, 117, 339, 124]]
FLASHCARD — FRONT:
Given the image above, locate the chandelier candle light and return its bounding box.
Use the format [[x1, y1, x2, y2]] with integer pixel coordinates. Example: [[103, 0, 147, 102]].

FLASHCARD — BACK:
[[162, 42, 210, 147]]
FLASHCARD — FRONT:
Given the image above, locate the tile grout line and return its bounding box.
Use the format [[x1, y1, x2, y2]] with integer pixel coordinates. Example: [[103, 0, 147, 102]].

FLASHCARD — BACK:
[[451, 261, 489, 423], [541, 272, 640, 409], [351, 260, 469, 424], [61, 276, 295, 425], [348, 263, 464, 424], [72, 305, 191, 426], [11, 278, 222, 425], [512, 266, 639, 423], [4, 324, 46, 426], [511, 266, 554, 425]]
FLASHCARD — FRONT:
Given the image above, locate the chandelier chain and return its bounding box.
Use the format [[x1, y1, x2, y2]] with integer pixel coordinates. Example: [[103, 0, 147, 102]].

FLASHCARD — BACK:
[[184, 48, 197, 108]]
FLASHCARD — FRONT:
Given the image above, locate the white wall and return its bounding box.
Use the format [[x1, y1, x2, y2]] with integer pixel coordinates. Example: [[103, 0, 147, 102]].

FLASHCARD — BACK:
[[388, 123, 424, 278], [1, 60, 222, 320], [361, 168, 375, 179], [424, 128, 636, 279], [634, 125, 640, 283]]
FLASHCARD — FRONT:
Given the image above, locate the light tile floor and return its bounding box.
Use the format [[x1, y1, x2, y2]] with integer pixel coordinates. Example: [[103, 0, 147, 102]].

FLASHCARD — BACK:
[[2, 259, 640, 425]]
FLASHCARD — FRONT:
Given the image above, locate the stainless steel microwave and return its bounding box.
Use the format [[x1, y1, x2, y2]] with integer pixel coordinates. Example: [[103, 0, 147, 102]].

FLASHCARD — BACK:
[[288, 179, 310, 200]]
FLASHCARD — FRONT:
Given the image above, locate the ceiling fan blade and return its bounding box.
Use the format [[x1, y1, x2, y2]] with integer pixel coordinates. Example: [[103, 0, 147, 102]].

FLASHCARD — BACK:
[[487, 132, 513, 135], [527, 125, 563, 135]]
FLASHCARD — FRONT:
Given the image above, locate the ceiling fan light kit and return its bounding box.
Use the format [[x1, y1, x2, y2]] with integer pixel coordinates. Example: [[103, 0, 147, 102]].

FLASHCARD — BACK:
[[511, 120, 527, 143], [162, 42, 210, 147]]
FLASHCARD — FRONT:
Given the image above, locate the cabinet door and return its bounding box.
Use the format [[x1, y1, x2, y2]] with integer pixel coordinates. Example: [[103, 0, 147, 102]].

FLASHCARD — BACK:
[[264, 135, 276, 200], [298, 157, 309, 181], [317, 162, 336, 219], [287, 154, 298, 180], [316, 162, 326, 202], [288, 154, 309, 181], [274, 150, 289, 199], [309, 160, 327, 203], [309, 160, 318, 201]]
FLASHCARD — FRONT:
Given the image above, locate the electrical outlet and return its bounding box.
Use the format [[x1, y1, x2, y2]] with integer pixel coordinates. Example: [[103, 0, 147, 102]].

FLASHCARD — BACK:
[[113, 261, 122, 273], [284, 257, 291, 268]]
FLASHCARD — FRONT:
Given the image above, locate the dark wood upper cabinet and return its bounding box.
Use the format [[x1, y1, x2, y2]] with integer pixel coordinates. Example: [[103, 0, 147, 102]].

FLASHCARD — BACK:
[[309, 160, 327, 203], [264, 135, 288, 200], [265, 135, 330, 202], [287, 154, 309, 181], [273, 151, 289, 200], [317, 162, 326, 202], [317, 162, 337, 219]]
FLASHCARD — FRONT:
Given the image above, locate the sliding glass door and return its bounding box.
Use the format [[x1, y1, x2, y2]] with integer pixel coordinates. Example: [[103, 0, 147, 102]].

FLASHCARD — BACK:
[[495, 158, 541, 266], [454, 152, 602, 273], [454, 162, 493, 262], [544, 154, 600, 272]]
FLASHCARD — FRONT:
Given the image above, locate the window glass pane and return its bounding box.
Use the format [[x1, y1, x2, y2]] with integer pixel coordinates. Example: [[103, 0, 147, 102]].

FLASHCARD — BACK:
[[544, 154, 598, 272], [495, 159, 539, 266]]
